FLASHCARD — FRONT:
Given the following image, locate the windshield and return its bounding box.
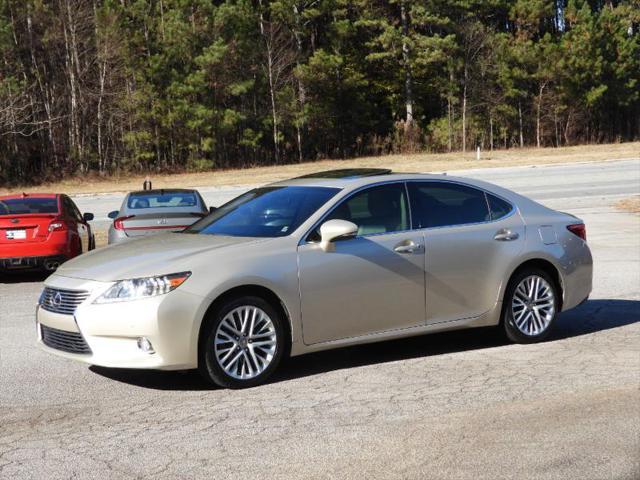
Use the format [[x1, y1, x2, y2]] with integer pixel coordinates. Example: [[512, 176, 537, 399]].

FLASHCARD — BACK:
[[185, 186, 339, 238], [0, 197, 59, 215], [127, 191, 198, 209]]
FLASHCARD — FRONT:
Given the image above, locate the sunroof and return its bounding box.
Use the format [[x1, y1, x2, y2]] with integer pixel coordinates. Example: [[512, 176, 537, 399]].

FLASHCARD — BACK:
[[297, 168, 392, 179]]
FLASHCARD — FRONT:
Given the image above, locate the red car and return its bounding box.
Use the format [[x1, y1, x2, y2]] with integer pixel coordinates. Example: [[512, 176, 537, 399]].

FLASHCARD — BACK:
[[0, 193, 95, 272]]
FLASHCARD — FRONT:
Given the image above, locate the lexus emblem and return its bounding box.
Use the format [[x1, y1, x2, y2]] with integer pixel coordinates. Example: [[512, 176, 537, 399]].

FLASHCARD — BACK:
[[10, 218, 19, 224], [51, 292, 62, 307]]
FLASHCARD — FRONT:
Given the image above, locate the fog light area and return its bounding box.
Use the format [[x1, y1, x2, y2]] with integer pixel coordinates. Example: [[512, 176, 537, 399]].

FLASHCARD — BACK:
[[136, 337, 155, 354]]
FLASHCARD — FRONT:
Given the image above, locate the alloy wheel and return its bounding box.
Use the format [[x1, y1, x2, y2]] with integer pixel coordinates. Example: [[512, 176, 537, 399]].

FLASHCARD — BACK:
[[214, 305, 277, 380], [511, 275, 556, 336]]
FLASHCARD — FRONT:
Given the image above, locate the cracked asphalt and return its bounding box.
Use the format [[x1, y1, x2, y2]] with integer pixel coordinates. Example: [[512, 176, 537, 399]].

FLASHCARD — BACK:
[[1, 160, 639, 479]]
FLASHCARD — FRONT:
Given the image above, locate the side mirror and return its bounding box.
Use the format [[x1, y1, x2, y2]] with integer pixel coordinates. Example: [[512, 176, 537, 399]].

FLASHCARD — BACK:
[[107, 211, 119, 220], [83, 212, 94, 222], [320, 219, 358, 252], [209, 206, 217, 214]]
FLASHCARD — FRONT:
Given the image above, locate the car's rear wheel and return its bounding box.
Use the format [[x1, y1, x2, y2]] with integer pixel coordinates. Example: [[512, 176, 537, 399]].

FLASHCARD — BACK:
[[199, 296, 285, 389], [502, 268, 558, 343]]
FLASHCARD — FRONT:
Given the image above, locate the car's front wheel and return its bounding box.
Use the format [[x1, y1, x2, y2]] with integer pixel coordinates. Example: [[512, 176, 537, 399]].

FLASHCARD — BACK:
[[199, 296, 285, 388], [502, 268, 559, 343]]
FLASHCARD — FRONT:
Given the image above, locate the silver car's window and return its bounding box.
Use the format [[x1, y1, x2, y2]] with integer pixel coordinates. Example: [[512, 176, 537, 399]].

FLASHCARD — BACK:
[[127, 191, 198, 209], [185, 186, 339, 238], [310, 183, 409, 239], [408, 182, 490, 228], [486, 193, 513, 220]]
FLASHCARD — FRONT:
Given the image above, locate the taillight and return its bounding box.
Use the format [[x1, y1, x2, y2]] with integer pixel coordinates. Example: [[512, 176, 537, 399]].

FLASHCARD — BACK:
[[48, 220, 66, 233], [113, 215, 135, 230], [567, 224, 586, 241]]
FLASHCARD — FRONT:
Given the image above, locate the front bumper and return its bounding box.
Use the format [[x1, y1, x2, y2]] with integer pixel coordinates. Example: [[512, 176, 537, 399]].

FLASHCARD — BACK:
[[36, 274, 206, 370]]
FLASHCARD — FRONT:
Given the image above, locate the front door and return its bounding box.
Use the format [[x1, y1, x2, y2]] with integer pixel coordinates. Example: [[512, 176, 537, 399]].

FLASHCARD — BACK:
[[298, 183, 426, 345]]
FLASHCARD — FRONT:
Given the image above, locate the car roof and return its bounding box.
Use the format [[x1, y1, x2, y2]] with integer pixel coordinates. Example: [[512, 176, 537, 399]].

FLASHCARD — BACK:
[[128, 189, 199, 196], [268, 169, 550, 217], [269, 171, 490, 190], [295, 168, 392, 179], [0, 193, 59, 200]]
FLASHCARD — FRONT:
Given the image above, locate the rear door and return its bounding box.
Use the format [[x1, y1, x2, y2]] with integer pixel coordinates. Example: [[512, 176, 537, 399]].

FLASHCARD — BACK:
[[407, 181, 525, 324], [65, 196, 90, 252], [60, 196, 83, 252]]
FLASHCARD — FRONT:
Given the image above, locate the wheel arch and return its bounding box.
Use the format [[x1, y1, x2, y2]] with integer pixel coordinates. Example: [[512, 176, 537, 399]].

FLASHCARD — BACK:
[[197, 284, 293, 365], [504, 258, 564, 312]]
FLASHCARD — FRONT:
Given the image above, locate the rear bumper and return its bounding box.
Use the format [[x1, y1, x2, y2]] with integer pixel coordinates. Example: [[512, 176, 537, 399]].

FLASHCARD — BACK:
[[559, 241, 593, 312], [0, 254, 67, 271], [0, 234, 72, 268]]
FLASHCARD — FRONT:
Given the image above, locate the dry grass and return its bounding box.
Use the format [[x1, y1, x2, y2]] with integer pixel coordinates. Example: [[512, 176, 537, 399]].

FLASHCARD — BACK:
[[93, 228, 109, 249], [615, 196, 640, 214], [1, 142, 638, 196]]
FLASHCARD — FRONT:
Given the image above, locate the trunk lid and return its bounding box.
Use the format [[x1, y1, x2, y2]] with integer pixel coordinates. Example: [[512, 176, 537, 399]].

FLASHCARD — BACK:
[[117, 212, 204, 238], [0, 215, 57, 244]]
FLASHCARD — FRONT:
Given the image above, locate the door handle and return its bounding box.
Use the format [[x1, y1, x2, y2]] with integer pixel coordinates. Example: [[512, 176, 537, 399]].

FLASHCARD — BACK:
[[394, 240, 424, 254], [494, 229, 519, 241]]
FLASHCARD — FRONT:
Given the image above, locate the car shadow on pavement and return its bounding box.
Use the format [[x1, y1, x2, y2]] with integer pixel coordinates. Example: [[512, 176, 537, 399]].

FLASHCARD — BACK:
[[89, 298, 639, 391], [0, 271, 49, 284]]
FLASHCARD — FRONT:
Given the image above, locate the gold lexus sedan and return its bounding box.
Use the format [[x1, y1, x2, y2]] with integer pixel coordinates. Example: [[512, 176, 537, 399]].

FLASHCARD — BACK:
[[36, 169, 593, 388]]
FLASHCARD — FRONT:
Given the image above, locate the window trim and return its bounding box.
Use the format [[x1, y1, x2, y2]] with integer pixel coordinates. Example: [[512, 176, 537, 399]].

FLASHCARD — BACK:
[[302, 179, 517, 244]]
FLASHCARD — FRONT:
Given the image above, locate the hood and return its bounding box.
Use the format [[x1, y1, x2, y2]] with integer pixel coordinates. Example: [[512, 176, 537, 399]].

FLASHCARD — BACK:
[[55, 233, 269, 282]]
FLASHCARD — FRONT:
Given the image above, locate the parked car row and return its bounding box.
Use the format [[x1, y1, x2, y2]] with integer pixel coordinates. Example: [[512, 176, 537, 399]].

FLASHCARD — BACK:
[[0, 188, 210, 272]]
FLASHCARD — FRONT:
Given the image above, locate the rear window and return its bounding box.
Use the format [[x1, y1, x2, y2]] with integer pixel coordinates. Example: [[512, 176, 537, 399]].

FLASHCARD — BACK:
[[127, 191, 198, 209], [487, 193, 513, 220], [0, 197, 59, 215]]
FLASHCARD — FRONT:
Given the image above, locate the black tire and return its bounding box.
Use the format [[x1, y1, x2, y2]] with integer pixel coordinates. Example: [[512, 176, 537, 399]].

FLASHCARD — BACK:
[[198, 295, 286, 389], [502, 267, 559, 344]]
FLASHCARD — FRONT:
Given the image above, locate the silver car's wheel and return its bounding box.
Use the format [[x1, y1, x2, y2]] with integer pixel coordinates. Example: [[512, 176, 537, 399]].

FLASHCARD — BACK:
[[214, 305, 277, 380], [511, 275, 556, 336]]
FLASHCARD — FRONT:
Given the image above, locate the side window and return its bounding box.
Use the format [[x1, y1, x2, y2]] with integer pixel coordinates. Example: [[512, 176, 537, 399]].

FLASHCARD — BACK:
[[63, 197, 81, 221], [408, 182, 490, 228], [314, 183, 409, 238], [486, 193, 513, 220]]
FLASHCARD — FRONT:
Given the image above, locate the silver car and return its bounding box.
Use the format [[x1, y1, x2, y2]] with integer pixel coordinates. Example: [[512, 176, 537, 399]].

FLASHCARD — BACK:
[[36, 169, 592, 388], [107, 189, 209, 244]]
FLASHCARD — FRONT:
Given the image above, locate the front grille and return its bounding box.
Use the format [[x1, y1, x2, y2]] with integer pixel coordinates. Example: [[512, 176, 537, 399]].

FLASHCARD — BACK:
[[40, 287, 89, 315], [41, 325, 92, 354]]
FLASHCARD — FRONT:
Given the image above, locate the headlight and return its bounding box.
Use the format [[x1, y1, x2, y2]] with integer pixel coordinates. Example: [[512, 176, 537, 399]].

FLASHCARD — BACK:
[[93, 272, 191, 304]]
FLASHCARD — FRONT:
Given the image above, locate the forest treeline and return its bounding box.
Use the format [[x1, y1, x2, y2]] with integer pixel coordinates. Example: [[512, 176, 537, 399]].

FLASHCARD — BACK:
[[0, 0, 638, 184]]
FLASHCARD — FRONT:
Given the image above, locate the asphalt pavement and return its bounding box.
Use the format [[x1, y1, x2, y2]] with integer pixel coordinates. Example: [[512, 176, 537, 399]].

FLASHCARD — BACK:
[[1, 159, 639, 479]]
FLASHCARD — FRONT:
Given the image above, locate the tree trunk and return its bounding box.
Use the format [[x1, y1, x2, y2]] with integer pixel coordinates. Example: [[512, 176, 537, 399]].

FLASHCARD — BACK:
[[489, 116, 493, 151], [293, 4, 306, 163], [400, 1, 414, 127], [447, 68, 453, 152], [462, 65, 468, 153], [536, 82, 546, 148], [259, 2, 279, 163], [518, 101, 524, 148]]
